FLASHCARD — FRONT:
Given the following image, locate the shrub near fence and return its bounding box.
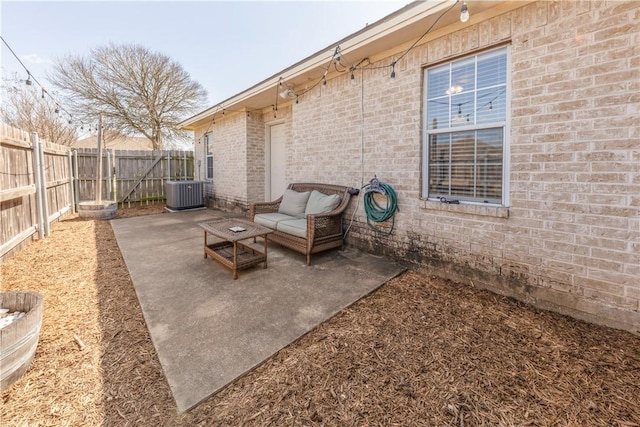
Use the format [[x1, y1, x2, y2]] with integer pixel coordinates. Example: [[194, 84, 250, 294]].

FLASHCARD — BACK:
[[1, 124, 195, 262]]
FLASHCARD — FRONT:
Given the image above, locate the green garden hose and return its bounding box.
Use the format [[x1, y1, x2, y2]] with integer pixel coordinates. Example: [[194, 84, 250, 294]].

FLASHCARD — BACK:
[[362, 178, 398, 236]]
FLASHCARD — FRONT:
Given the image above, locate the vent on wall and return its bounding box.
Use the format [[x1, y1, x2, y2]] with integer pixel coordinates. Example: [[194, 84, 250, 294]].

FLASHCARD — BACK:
[[165, 181, 204, 210]]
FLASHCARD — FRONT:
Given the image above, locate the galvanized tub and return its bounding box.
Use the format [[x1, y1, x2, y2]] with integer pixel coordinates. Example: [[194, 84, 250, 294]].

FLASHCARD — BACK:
[[0, 291, 44, 390]]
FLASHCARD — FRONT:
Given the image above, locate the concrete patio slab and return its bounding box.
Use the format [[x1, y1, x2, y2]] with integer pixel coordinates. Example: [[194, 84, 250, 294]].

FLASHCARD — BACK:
[[110, 209, 405, 412]]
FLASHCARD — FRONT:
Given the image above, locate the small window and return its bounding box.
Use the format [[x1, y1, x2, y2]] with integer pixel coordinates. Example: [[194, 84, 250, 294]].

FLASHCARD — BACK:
[[204, 132, 213, 180], [423, 46, 508, 205]]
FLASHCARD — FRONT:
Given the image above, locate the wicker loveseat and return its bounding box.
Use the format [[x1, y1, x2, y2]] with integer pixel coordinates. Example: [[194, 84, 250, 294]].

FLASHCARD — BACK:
[[248, 183, 354, 265]]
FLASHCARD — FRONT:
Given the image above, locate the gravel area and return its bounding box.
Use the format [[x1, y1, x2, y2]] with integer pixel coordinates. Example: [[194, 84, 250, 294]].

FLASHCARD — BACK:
[[1, 205, 639, 426]]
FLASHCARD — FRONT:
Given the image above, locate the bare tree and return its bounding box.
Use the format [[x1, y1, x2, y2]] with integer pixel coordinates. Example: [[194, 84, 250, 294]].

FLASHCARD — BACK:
[[49, 43, 207, 150], [0, 76, 78, 144]]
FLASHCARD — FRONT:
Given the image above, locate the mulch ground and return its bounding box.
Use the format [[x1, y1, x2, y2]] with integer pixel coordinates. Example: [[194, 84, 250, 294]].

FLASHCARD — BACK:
[[1, 205, 639, 426]]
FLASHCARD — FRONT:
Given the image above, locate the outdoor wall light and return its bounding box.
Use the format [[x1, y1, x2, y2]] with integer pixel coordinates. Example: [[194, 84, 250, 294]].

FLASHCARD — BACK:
[[460, 1, 470, 23], [279, 87, 296, 99]]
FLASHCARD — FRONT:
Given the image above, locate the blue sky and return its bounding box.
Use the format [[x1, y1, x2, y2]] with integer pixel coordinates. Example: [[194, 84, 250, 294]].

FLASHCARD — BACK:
[[1, 0, 407, 109]]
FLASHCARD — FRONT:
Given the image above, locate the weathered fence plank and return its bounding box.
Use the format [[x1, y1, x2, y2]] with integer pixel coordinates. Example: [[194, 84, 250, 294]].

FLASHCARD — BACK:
[[73, 148, 194, 204], [1, 126, 71, 261], [1, 124, 195, 262]]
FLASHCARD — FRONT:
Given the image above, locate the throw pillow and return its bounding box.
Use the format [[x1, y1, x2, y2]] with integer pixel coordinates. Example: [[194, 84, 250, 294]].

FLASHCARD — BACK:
[[278, 189, 311, 217], [305, 190, 341, 216]]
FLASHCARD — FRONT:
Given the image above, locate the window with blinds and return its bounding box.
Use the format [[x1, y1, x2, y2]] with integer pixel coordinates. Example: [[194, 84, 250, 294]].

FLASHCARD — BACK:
[[423, 46, 508, 204]]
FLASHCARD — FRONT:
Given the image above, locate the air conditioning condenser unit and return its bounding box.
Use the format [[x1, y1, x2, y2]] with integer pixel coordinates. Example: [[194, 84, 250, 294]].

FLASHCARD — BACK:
[[165, 181, 204, 210]]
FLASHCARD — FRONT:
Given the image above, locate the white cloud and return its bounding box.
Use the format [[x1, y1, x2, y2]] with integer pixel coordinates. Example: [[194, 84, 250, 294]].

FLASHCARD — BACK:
[[20, 53, 51, 65]]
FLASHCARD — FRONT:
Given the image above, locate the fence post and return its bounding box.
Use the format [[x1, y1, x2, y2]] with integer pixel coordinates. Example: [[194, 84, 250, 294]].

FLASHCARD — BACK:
[[73, 150, 79, 207], [112, 150, 117, 203], [38, 137, 50, 237], [31, 133, 48, 238], [67, 151, 76, 214], [95, 115, 103, 203], [106, 149, 112, 199], [167, 151, 171, 181], [31, 132, 44, 239], [183, 150, 187, 180]]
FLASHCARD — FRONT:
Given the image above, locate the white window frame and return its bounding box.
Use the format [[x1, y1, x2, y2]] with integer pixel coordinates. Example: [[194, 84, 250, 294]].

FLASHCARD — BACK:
[[422, 46, 510, 207], [204, 132, 213, 181]]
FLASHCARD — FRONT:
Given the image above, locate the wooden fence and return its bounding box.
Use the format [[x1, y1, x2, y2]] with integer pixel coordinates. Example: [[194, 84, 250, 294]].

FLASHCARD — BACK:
[[1, 125, 74, 261], [1, 124, 194, 262], [73, 148, 194, 206]]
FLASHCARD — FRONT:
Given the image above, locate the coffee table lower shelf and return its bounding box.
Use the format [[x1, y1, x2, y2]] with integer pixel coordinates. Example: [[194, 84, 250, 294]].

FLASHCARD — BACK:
[[204, 241, 267, 279]]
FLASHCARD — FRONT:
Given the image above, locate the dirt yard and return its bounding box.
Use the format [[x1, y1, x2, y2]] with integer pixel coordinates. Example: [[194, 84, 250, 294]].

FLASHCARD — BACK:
[[1, 205, 639, 426]]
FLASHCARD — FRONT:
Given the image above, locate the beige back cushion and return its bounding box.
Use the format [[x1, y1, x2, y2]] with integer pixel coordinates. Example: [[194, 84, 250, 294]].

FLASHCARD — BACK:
[[278, 189, 311, 217], [305, 190, 341, 216]]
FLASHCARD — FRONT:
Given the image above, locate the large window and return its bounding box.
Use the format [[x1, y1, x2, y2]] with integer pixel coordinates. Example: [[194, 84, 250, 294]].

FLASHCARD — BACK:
[[204, 132, 213, 180], [423, 46, 508, 205]]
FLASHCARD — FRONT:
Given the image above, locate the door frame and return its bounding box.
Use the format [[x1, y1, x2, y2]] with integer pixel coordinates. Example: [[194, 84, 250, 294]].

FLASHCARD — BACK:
[[265, 120, 286, 201]]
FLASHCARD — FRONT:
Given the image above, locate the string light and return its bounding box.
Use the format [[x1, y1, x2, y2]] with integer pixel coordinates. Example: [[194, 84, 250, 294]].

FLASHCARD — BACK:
[[390, 61, 396, 80], [1, 35, 74, 125], [460, 1, 470, 23]]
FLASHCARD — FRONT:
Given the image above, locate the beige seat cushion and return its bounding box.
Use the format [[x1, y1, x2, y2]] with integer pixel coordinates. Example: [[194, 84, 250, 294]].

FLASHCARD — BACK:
[[254, 213, 296, 229], [276, 218, 307, 238]]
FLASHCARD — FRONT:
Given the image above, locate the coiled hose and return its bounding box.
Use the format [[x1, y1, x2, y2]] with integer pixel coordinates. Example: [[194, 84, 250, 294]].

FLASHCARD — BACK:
[[363, 178, 398, 236]]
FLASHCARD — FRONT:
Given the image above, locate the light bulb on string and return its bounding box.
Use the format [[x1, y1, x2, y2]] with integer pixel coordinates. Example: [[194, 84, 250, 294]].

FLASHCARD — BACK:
[[390, 61, 396, 81], [460, 1, 469, 23], [25, 73, 32, 86], [350, 67, 356, 86]]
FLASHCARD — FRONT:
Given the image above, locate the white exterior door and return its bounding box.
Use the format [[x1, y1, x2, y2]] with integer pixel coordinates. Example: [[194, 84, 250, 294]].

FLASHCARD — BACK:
[[268, 123, 287, 200]]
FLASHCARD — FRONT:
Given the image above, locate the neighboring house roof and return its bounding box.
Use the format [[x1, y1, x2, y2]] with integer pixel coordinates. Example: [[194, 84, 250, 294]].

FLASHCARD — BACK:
[[180, 0, 525, 130], [70, 133, 154, 150]]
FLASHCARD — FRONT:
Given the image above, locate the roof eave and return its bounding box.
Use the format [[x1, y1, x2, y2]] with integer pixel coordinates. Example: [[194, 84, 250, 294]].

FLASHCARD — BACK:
[[179, 0, 521, 130]]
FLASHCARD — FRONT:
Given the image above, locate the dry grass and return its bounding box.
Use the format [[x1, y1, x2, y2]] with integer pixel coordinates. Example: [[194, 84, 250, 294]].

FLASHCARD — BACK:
[[1, 205, 639, 426]]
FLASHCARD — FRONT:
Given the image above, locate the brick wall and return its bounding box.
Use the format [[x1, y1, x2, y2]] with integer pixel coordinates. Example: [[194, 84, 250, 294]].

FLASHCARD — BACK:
[[192, 1, 639, 333], [195, 112, 249, 212], [291, 0, 640, 332]]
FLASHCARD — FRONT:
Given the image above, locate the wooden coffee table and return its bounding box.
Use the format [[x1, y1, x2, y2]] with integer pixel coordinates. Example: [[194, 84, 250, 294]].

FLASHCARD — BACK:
[[199, 218, 273, 280]]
